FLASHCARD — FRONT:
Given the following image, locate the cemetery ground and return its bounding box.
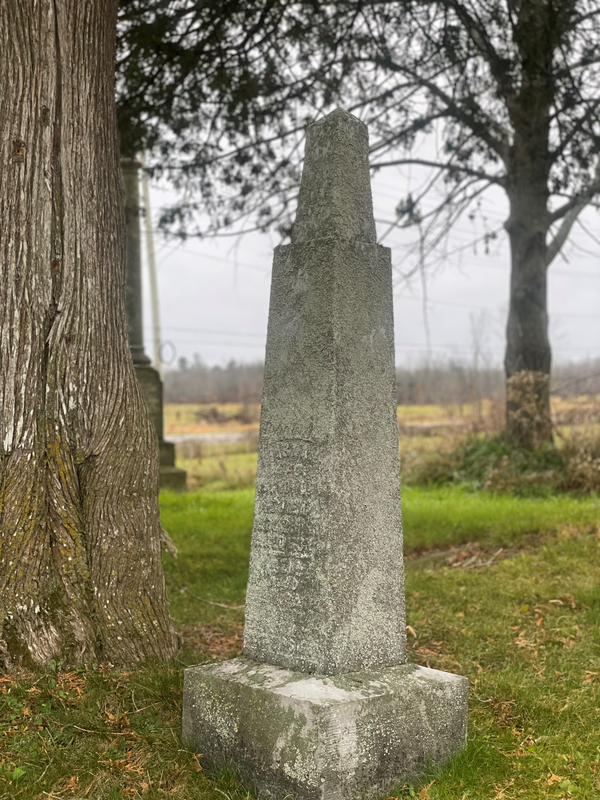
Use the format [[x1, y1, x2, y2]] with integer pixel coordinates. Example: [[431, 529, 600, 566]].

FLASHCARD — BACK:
[[2, 403, 600, 799]]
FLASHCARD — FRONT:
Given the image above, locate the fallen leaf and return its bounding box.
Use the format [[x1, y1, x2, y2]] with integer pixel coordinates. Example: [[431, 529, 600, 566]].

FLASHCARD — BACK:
[[406, 625, 417, 638], [514, 631, 529, 648], [547, 772, 565, 785], [191, 753, 203, 772], [492, 777, 515, 798]]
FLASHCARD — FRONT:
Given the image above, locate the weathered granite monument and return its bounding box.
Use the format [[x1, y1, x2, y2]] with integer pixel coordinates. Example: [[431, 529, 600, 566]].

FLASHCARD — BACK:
[[182, 110, 467, 799], [121, 158, 186, 491]]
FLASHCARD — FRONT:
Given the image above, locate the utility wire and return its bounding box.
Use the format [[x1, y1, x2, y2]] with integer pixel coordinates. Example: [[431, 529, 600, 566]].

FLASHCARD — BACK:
[[393, 294, 600, 320], [144, 325, 266, 338]]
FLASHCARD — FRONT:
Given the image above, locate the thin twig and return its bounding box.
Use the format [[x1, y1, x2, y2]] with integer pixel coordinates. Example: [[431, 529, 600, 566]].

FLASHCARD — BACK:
[[483, 548, 504, 567], [72, 725, 138, 737], [169, 575, 245, 610]]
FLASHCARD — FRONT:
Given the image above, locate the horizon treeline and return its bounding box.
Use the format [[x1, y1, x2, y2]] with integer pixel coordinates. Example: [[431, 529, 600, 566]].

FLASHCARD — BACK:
[[164, 356, 600, 406]]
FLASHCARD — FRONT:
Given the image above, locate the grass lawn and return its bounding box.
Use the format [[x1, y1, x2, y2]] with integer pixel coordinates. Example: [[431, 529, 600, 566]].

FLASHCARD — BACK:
[[1, 487, 599, 799], [402, 486, 600, 551], [178, 448, 258, 492]]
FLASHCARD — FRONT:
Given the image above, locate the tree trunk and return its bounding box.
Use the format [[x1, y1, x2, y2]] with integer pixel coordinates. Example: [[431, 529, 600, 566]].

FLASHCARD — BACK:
[[503, 3, 556, 450], [504, 251, 552, 448], [504, 189, 553, 449], [0, 0, 178, 667]]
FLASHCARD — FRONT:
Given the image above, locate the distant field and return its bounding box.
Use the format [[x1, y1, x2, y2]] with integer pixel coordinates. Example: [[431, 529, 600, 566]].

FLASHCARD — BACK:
[[165, 398, 600, 491], [165, 395, 600, 435], [164, 400, 497, 434], [164, 403, 260, 435]]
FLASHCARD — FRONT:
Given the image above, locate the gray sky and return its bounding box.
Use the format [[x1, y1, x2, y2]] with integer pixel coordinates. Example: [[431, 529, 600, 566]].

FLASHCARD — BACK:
[[142, 168, 600, 371]]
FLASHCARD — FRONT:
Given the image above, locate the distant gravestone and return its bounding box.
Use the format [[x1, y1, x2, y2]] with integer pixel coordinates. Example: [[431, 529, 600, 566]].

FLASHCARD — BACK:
[[121, 158, 186, 491], [182, 109, 467, 800]]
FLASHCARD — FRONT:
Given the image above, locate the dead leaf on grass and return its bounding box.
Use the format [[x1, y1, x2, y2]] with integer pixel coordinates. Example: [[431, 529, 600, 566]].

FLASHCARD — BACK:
[[191, 753, 203, 772], [557, 525, 582, 540], [488, 697, 517, 727], [492, 777, 515, 799], [47, 775, 79, 798], [178, 623, 244, 659], [514, 630, 531, 649]]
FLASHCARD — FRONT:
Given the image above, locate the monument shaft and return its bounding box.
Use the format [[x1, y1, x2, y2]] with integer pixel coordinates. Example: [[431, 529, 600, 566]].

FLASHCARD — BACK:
[[244, 237, 406, 674]]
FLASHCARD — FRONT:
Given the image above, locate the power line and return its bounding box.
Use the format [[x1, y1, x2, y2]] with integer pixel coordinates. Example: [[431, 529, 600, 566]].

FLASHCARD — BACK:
[[389, 244, 600, 281], [394, 294, 600, 320], [155, 332, 600, 355], [154, 227, 597, 284], [144, 324, 265, 338], [154, 239, 271, 273], [480, 260, 600, 281], [160, 339, 265, 349], [148, 293, 600, 348]]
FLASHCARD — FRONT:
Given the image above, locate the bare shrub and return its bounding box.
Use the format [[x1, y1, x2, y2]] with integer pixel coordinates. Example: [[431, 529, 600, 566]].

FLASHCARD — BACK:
[[506, 370, 552, 449], [176, 440, 203, 460]]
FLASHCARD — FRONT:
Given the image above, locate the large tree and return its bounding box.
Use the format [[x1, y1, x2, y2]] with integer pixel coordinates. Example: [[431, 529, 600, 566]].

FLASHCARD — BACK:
[[122, 1, 600, 449], [347, 0, 600, 448], [0, 0, 177, 666]]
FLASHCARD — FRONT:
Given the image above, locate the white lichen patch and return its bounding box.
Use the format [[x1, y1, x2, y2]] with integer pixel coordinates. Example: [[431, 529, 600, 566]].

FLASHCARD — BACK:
[[274, 677, 365, 705]]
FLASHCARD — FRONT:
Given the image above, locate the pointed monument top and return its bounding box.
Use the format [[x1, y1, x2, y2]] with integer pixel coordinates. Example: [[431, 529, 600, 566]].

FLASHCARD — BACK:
[[291, 108, 377, 244]]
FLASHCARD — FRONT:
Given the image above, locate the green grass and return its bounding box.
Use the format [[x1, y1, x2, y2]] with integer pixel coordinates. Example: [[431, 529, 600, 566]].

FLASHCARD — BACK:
[[178, 450, 258, 492], [2, 487, 600, 799], [161, 489, 252, 626], [402, 530, 600, 799], [401, 485, 600, 551]]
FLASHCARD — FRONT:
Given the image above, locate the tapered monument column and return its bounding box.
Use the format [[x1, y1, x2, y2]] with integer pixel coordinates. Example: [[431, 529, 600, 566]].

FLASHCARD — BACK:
[[121, 159, 186, 491], [182, 110, 467, 800]]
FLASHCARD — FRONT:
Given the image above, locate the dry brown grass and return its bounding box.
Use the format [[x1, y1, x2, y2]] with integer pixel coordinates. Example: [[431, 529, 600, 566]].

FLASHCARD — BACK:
[[165, 403, 260, 435]]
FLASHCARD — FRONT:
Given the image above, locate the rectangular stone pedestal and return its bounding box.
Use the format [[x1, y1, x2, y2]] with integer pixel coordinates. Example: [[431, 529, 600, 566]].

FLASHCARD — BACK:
[[183, 658, 468, 800], [159, 441, 187, 491]]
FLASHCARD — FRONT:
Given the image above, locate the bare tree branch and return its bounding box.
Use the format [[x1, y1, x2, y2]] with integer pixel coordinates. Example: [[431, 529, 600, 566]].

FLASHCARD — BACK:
[[546, 158, 600, 267], [371, 157, 507, 185]]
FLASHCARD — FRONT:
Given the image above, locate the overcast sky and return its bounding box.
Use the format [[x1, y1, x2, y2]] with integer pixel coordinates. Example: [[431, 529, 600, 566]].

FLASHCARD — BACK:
[[141, 165, 600, 372]]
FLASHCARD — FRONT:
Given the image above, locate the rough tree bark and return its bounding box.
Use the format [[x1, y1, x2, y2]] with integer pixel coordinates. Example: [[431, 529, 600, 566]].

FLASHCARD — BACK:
[[0, 0, 178, 666], [503, 0, 558, 449], [504, 146, 553, 449]]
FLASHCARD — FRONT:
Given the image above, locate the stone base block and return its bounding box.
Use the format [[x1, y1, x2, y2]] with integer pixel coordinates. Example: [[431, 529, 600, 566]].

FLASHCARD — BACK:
[[159, 442, 187, 491], [159, 440, 177, 467], [182, 658, 468, 800], [159, 465, 187, 491]]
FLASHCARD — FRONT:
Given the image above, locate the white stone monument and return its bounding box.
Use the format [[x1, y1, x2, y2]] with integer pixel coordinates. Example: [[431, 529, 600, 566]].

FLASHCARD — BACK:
[[182, 109, 467, 800]]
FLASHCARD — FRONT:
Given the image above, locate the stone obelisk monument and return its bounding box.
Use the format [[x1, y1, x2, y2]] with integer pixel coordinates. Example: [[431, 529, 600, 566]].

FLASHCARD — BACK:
[[121, 159, 186, 491], [182, 110, 467, 800]]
